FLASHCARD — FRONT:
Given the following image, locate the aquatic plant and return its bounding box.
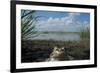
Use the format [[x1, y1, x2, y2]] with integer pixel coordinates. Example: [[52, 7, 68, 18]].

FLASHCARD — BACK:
[[79, 27, 90, 40], [21, 10, 39, 40]]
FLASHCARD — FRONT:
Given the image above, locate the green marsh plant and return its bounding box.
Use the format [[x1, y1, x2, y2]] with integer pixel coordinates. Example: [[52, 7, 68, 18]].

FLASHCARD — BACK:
[[21, 10, 39, 40]]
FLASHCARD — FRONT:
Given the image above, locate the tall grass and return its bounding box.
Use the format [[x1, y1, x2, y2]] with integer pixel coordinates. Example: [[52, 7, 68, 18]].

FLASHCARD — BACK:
[[21, 10, 39, 40], [79, 27, 90, 40]]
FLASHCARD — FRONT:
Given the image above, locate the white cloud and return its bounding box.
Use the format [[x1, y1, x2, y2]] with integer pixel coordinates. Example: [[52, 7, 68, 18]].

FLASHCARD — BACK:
[[35, 13, 89, 32]]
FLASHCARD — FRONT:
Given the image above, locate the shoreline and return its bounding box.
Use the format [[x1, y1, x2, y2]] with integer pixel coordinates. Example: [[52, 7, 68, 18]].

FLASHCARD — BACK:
[[21, 39, 90, 63]]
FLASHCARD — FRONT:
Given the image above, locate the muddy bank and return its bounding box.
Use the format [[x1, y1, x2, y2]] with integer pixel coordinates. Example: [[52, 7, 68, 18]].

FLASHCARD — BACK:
[[21, 40, 90, 63]]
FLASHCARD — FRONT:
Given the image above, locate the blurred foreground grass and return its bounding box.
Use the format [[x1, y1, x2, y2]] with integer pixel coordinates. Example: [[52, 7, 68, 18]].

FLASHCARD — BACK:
[[21, 39, 90, 62]]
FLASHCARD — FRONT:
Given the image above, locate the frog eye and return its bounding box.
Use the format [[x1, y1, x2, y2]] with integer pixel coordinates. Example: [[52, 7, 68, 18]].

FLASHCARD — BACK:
[[61, 47, 64, 51], [54, 46, 58, 51]]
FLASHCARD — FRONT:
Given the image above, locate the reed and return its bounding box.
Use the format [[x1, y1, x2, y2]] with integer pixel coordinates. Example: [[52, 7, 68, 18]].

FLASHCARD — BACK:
[[79, 27, 90, 40], [21, 10, 39, 40]]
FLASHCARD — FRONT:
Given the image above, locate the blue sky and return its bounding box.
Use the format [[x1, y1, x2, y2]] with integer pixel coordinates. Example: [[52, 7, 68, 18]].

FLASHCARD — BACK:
[[35, 11, 90, 22], [30, 10, 90, 32]]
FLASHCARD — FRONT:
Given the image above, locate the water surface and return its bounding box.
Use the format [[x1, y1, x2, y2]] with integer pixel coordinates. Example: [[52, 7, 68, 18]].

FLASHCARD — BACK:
[[29, 33, 80, 41]]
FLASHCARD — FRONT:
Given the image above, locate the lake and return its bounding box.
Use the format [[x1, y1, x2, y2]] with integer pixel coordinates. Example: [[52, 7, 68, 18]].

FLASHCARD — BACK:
[[29, 33, 80, 41]]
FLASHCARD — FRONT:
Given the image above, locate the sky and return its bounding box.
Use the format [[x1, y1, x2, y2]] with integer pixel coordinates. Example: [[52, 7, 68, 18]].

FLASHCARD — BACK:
[[25, 10, 90, 32]]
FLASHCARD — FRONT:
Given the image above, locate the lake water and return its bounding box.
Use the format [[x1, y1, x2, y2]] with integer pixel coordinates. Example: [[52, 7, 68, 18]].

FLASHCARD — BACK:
[[30, 33, 80, 41]]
